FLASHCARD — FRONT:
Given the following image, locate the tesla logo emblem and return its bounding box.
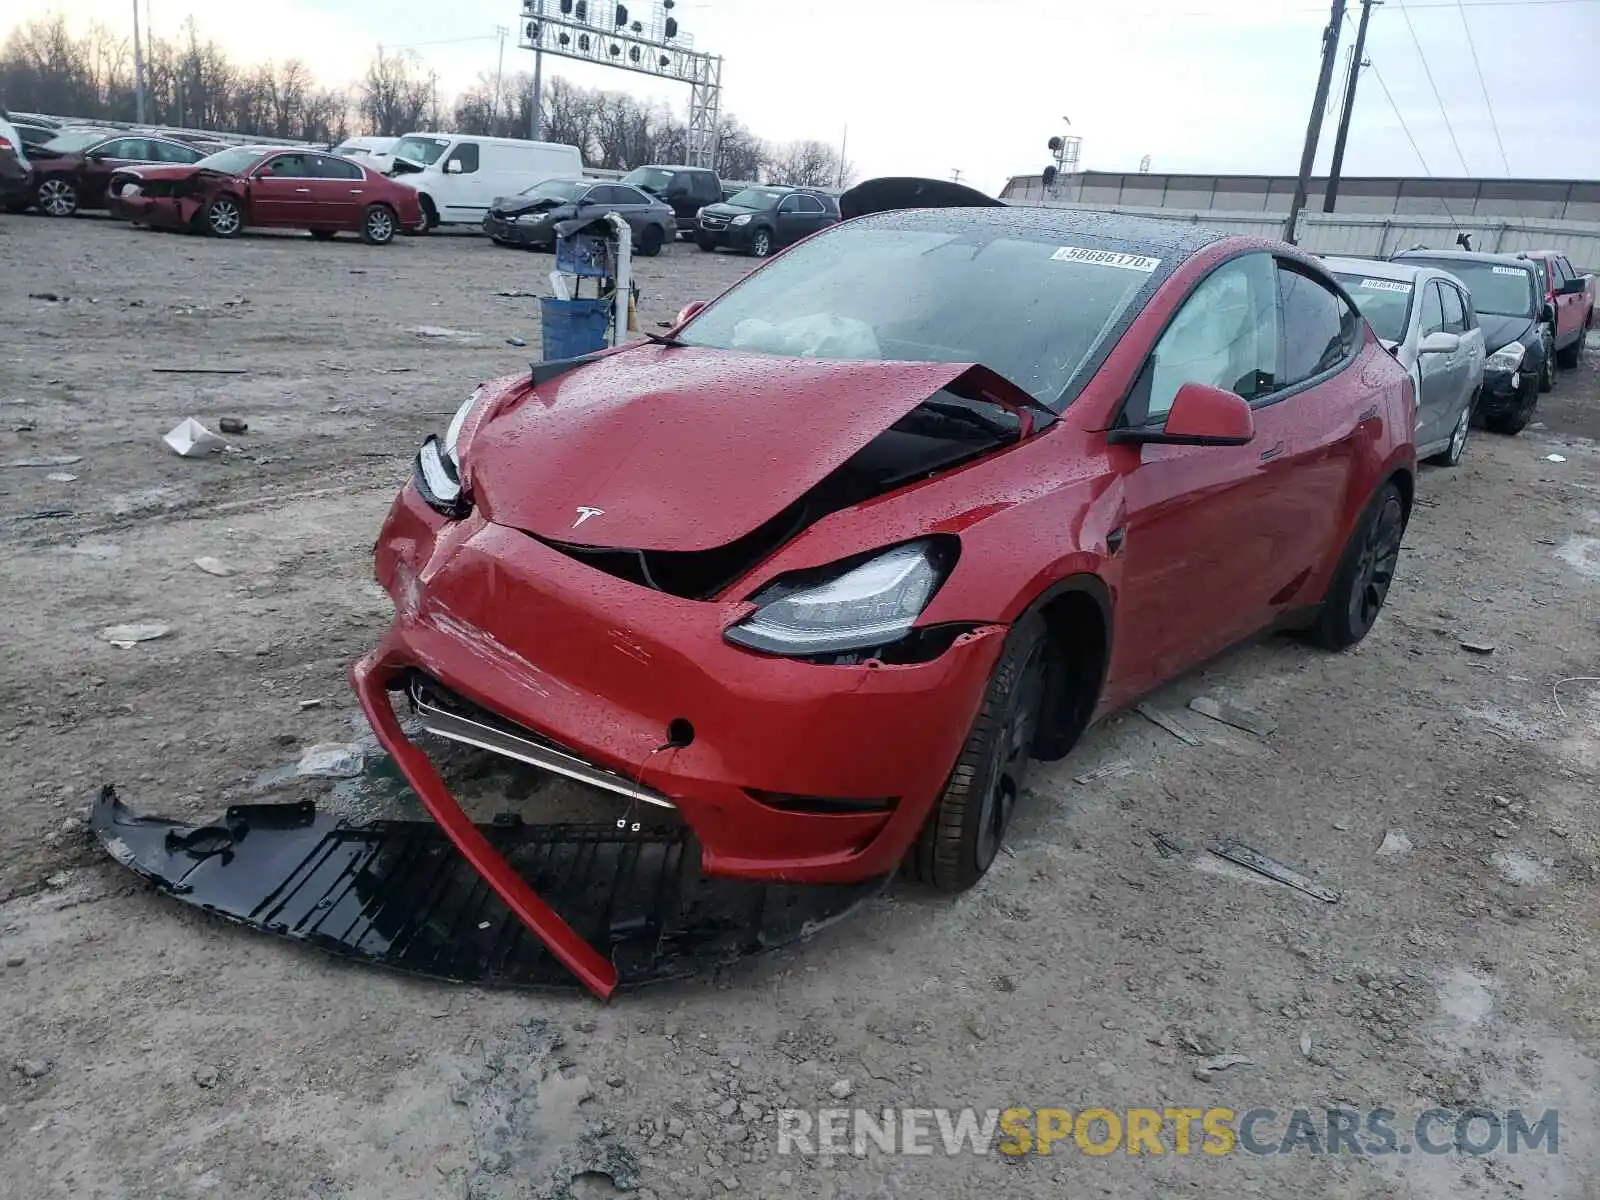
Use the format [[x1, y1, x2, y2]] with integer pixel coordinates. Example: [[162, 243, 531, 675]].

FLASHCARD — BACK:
[[572, 506, 604, 529]]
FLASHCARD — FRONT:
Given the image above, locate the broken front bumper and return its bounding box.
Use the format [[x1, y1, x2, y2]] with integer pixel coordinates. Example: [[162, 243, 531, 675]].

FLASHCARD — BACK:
[[90, 785, 884, 994]]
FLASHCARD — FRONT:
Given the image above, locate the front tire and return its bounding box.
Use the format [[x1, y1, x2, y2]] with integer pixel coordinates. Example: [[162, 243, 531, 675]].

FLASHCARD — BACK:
[[696, 238, 717, 252], [747, 227, 773, 258], [1556, 331, 1584, 370], [1307, 482, 1405, 650], [36, 178, 78, 217], [636, 224, 664, 257], [361, 203, 396, 245], [907, 613, 1050, 892], [1537, 334, 1555, 392], [205, 194, 242, 238]]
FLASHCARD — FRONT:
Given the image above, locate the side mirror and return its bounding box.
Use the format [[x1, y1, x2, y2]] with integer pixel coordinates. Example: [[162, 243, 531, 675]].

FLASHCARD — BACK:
[[1418, 330, 1461, 356], [1559, 277, 1587, 295], [1107, 382, 1255, 448], [445, 159, 463, 174], [675, 300, 706, 326]]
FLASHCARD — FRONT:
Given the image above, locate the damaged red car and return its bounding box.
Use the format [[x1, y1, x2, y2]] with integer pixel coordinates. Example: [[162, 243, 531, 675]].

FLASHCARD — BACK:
[[115, 145, 424, 243], [337, 203, 1417, 997]]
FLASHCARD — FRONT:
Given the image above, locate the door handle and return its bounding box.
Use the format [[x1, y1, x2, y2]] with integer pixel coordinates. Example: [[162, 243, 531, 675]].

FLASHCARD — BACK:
[[350, 189, 363, 194], [1259, 442, 1284, 461], [295, 187, 311, 193]]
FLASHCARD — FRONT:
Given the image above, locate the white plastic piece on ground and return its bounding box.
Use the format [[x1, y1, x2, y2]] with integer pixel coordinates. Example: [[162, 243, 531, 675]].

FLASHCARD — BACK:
[[1376, 828, 1414, 858], [193, 557, 232, 577], [163, 417, 226, 458], [101, 623, 172, 648], [1546, 453, 1567, 463], [296, 743, 365, 779]]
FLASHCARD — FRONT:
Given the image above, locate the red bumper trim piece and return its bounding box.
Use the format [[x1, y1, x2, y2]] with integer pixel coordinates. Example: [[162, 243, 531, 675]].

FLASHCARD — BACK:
[[349, 650, 619, 1000]]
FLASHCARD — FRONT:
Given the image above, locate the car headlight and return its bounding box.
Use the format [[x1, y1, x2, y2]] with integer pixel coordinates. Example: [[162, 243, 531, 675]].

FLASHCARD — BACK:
[[1487, 342, 1526, 372], [725, 540, 956, 657], [414, 388, 482, 518], [730, 214, 751, 226]]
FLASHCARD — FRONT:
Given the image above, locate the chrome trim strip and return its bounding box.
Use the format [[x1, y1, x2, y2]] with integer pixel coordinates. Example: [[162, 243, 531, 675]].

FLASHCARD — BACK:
[[410, 682, 676, 810]]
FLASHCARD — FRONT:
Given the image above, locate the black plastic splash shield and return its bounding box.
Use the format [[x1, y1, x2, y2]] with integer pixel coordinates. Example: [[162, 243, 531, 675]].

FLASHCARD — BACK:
[[90, 785, 885, 992]]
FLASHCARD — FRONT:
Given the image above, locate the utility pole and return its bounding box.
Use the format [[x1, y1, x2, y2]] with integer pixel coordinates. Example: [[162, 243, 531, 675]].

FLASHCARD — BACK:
[[950, 168, 963, 184], [131, 0, 147, 124], [1283, 0, 1347, 244], [836, 125, 847, 189], [492, 25, 508, 136], [530, 44, 544, 140], [1323, 0, 1377, 212]]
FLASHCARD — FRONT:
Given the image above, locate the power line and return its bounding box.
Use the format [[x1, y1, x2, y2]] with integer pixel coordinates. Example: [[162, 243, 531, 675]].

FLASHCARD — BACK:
[[1395, 0, 1472, 173], [1452, 0, 1512, 173], [1367, 56, 1459, 223]]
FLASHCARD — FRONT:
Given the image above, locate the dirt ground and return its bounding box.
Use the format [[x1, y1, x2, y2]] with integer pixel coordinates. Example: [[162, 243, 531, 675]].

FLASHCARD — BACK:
[[1, 212, 1598, 1200]]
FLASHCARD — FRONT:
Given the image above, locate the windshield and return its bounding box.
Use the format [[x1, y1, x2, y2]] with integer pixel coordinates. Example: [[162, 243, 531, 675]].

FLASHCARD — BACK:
[[193, 146, 266, 175], [42, 130, 106, 154], [623, 167, 677, 193], [391, 136, 450, 166], [1400, 259, 1534, 318], [726, 187, 786, 210], [678, 222, 1159, 406], [335, 145, 371, 156], [516, 179, 584, 202], [1333, 274, 1414, 343]]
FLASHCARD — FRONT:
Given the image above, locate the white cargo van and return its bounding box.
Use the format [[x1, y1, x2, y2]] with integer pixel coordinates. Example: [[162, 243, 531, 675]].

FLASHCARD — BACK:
[[387, 134, 584, 229]]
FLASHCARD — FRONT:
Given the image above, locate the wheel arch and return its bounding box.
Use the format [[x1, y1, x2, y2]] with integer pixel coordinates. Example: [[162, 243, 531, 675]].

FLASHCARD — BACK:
[[1014, 572, 1113, 761]]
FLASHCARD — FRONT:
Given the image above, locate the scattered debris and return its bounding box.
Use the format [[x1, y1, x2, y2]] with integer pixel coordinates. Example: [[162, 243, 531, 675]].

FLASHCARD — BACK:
[[4, 509, 72, 523], [507, 336, 528, 347], [218, 417, 249, 435], [828, 1078, 854, 1100], [4, 455, 81, 469], [12, 1058, 52, 1080], [45, 871, 71, 888], [1188, 695, 1277, 737], [101, 622, 171, 648], [151, 367, 250, 375], [296, 743, 365, 779], [1149, 830, 1185, 859], [1491, 849, 1553, 887], [494, 288, 539, 298], [1544, 453, 1567, 463], [192, 556, 232, 577], [46, 472, 78, 482], [1551, 676, 1600, 719], [1073, 759, 1135, 784], [1376, 829, 1414, 859], [410, 325, 482, 342], [1299, 1031, 1314, 1059], [297, 698, 325, 710], [1459, 640, 1495, 655], [1136, 703, 1204, 746], [163, 417, 227, 458], [1210, 839, 1340, 903], [193, 1065, 220, 1088], [1192, 1054, 1252, 1083], [27, 292, 64, 302]]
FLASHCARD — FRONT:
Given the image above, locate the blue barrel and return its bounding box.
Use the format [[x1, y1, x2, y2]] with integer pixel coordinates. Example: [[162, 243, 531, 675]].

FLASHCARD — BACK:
[[538, 297, 612, 360]]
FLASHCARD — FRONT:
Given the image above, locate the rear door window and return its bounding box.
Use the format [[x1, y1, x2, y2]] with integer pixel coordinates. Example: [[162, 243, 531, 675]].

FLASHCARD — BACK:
[[1277, 263, 1362, 386], [315, 155, 364, 180]]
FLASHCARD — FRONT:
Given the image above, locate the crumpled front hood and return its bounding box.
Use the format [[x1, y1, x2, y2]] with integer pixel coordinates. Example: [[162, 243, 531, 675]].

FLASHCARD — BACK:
[[1478, 313, 1536, 355], [467, 345, 1001, 553]]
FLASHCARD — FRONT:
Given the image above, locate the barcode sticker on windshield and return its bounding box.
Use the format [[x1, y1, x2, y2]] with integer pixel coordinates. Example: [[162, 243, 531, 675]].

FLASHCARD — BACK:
[[1359, 278, 1410, 293], [1051, 246, 1161, 272], [1492, 266, 1523, 276]]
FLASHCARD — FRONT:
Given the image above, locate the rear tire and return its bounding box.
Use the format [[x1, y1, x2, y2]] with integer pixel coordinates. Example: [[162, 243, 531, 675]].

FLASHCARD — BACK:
[[636, 224, 664, 257], [907, 613, 1050, 892], [36, 178, 78, 217], [1428, 397, 1473, 466], [1307, 482, 1405, 650], [361, 203, 396, 245]]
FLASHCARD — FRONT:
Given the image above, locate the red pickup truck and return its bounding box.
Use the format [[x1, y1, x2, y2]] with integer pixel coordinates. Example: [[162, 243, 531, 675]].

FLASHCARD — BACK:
[[1523, 249, 1594, 369]]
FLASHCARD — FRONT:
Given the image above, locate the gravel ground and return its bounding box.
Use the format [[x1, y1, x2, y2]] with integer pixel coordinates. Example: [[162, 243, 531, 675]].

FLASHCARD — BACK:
[[1, 212, 1598, 1200]]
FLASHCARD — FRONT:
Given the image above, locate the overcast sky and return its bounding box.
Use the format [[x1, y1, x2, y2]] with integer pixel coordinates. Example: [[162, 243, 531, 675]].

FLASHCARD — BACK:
[[10, 0, 1600, 191]]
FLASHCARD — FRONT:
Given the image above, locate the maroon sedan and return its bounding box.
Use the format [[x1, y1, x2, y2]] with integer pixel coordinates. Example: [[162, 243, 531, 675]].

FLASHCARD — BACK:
[[117, 146, 425, 244], [21, 130, 208, 216]]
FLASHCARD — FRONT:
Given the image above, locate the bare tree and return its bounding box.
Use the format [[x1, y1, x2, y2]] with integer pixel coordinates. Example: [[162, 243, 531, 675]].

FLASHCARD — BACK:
[[357, 48, 432, 136], [766, 138, 851, 189]]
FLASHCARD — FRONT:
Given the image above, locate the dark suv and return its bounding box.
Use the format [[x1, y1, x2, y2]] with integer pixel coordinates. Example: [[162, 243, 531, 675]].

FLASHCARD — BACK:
[[619, 165, 723, 238], [695, 185, 840, 257], [1391, 247, 1553, 433]]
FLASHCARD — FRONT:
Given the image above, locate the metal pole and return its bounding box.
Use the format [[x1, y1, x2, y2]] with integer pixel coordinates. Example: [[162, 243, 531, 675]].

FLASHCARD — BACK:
[[837, 125, 847, 189], [1284, 0, 1348, 243], [492, 26, 507, 136], [131, 0, 147, 124], [1323, 0, 1376, 212], [530, 48, 543, 140]]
